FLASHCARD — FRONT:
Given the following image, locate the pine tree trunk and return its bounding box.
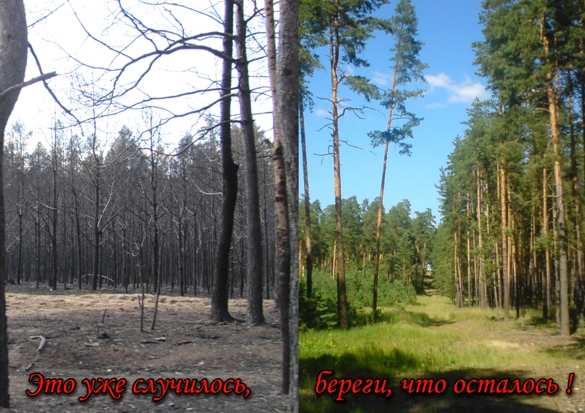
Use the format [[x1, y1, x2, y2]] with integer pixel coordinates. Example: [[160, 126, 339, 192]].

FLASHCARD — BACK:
[[531, 201, 538, 309], [0, 123, 9, 407], [372, 139, 389, 321], [500, 160, 510, 321], [264, 0, 290, 313], [372, 56, 399, 322], [0, 0, 27, 405], [578, 0, 585, 327], [211, 0, 238, 323], [569, 73, 584, 322], [300, 98, 313, 298], [276, 0, 299, 404], [476, 166, 486, 308], [453, 231, 463, 308], [17, 212, 22, 284], [52, 153, 58, 290], [466, 196, 472, 308], [330, 0, 348, 329], [92, 162, 101, 291], [552, 196, 560, 324], [35, 213, 40, 289], [264, 0, 292, 392], [76, 196, 83, 290], [179, 221, 185, 297], [495, 239, 502, 319], [473, 232, 478, 307], [235, 1, 265, 325], [542, 12, 569, 336], [542, 168, 551, 319]]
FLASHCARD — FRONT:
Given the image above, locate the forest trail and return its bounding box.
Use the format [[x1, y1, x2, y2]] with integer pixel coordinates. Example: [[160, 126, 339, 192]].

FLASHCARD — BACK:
[[2, 284, 287, 412]]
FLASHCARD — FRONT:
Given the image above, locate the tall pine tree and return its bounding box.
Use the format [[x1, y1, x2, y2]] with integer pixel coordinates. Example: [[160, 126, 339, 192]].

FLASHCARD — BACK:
[[367, 0, 427, 322]]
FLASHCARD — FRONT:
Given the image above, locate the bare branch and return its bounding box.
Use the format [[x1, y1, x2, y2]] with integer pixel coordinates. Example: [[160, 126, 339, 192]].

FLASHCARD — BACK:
[[0, 72, 57, 100], [27, 42, 82, 125]]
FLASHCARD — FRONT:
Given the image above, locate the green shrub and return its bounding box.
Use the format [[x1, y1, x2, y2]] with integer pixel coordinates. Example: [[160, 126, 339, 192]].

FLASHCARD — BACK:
[[299, 269, 417, 330], [299, 279, 338, 330], [345, 268, 416, 310]]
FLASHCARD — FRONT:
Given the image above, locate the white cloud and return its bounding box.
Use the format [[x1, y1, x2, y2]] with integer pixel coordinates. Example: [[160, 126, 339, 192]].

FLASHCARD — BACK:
[[426, 73, 451, 89], [372, 71, 391, 86], [426, 73, 489, 104], [425, 102, 446, 109], [315, 108, 329, 117]]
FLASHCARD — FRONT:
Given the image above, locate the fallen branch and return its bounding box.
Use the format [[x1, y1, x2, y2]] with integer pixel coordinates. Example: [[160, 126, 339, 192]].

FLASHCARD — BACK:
[[29, 336, 46, 352], [171, 340, 192, 347], [140, 337, 167, 344]]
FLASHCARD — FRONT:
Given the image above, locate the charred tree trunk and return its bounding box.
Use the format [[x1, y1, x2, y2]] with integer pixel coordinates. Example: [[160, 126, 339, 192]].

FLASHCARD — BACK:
[[92, 153, 101, 291], [264, 0, 289, 313], [211, 0, 239, 322], [51, 145, 58, 290], [235, 0, 265, 325], [17, 211, 22, 284], [0, 0, 27, 406]]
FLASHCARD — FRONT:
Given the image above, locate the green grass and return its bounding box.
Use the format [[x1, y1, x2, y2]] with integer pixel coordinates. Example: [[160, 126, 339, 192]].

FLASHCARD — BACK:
[[299, 295, 579, 413]]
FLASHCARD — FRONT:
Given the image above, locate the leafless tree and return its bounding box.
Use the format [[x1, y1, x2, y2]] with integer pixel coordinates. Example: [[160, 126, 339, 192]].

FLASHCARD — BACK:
[[0, 0, 28, 407]]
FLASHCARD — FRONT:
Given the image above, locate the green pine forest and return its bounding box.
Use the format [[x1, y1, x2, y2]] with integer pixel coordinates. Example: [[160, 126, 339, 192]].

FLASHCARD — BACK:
[[300, 0, 585, 336], [299, 1, 585, 410]]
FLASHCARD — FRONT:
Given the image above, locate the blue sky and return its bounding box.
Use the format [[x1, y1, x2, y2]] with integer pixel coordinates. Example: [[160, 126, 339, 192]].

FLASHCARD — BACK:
[[301, 0, 488, 221]]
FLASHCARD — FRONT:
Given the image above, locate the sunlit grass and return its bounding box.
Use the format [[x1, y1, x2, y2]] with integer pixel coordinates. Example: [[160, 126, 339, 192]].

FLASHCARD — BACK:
[[301, 311, 522, 384], [299, 294, 578, 413]]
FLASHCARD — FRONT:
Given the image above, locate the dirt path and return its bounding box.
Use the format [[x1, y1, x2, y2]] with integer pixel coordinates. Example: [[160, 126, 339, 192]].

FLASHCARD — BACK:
[[412, 299, 585, 413], [2, 284, 289, 412]]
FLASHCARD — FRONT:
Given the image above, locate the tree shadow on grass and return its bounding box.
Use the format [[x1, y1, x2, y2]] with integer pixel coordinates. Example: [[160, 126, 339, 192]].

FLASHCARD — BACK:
[[300, 348, 419, 388], [300, 349, 567, 413], [377, 310, 454, 328], [545, 335, 585, 360], [523, 308, 581, 334]]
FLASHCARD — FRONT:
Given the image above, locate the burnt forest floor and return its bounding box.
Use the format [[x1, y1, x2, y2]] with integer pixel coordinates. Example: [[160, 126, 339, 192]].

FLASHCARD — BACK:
[[1, 282, 289, 413]]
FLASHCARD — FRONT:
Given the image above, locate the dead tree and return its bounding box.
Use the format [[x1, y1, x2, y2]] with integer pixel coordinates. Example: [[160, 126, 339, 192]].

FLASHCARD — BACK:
[[234, 0, 265, 325], [0, 0, 28, 407], [211, 0, 239, 322]]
